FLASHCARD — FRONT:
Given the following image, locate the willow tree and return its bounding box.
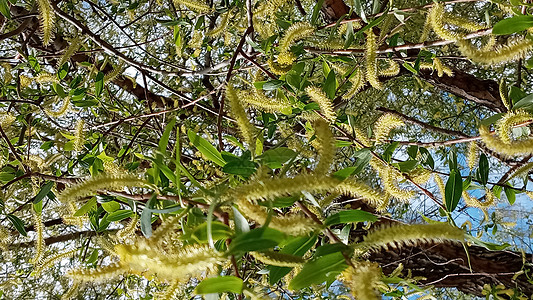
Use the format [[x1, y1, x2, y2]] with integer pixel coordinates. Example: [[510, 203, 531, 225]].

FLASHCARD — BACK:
[[0, 0, 532, 298]]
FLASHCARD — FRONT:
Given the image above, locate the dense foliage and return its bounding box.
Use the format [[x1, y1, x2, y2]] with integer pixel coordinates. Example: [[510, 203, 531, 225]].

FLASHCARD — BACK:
[[0, 0, 533, 298]]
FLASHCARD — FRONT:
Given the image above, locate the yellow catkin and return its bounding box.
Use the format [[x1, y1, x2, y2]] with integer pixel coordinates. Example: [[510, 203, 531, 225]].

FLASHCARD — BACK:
[[173, 0, 211, 13], [373, 113, 404, 144], [58, 173, 147, 204], [277, 52, 297, 66], [45, 97, 70, 118], [508, 161, 533, 181], [251, 251, 305, 267], [267, 59, 292, 75], [116, 216, 138, 241], [343, 70, 365, 100], [499, 79, 511, 111], [61, 281, 80, 300], [19, 74, 32, 88], [239, 90, 291, 113], [480, 125, 533, 157], [114, 243, 224, 281], [496, 110, 533, 145], [364, 29, 382, 90], [57, 38, 80, 68], [341, 261, 381, 300], [35, 73, 59, 85], [226, 84, 255, 148], [428, 3, 465, 41], [467, 141, 479, 171], [379, 59, 400, 77], [408, 168, 432, 184], [305, 86, 336, 123], [444, 13, 486, 32], [237, 199, 320, 235], [31, 211, 46, 264], [207, 11, 231, 37], [434, 174, 446, 198], [67, 262, 126, 282], [419, 11, 431, 43], [73, 120, 85, 152], [278, 22, 314, 53], [359, 223, 464, 251], [458, 38, 533, 66], [463, 188, 496, 209], [2, 63, 12, 84], [34, 249, 78, 276], [159, 279, 184, 300], [313, 120, 335, 175], [37, 0, 55, 45], [382, 167, 415, 201], [104, 62, 125, 82]]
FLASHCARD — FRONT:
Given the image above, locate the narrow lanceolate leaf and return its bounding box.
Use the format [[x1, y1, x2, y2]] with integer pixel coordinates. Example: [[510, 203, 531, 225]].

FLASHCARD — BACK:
[[289, 252, 348, 290], [187, 129, 225, 167], [195, 276, 243, 294], [492, 16, 533, 36], [445, 169, 462, 212], [37, 0, 55, 46], [7, 214, 27, 237], [325, 210, 378, 226]]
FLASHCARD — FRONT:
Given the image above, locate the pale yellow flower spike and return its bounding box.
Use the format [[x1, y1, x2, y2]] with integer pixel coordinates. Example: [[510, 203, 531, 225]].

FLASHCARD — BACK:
[[61, 281, 80, 300], [359, 223, 465, 251], [499, 79, 511, 111], [305, 86, 336, 123], [382, 167, 415, 201], [67, 262, 126, 282], [496, 110, 533, 145], [73, 120, 85, 152], [238, 90, 291, 113], [444, 13, 486, 32], [341, 261, 381, 300], [458, 37, 533, 66], [31, 210, 46, 265], [434, 174, 446, 199], [173, 0, 211, 13], [342, 70, 365, 100], [428, 3, 465, 41], [226, 84, 256, 148], [480, 125, 533, 157], [57, 37, 80, 68], [365, 29, 383, 90], [37, 0, 55, 45], [45, 97, 70, 118], [379, 59, 400, 77], [267, 59, 292, 75], [467, 141, 479, 171], [463, 188, 496, 209], [35, 73, 59, 85], [251, 251, 305, 267], [34, 249, 78, 276], [507, 161, 533, 181], [313, 119, 335, 175], [373, 113, 404, 144], [278, 22, 314, 53], [207, 11, 230, 37]]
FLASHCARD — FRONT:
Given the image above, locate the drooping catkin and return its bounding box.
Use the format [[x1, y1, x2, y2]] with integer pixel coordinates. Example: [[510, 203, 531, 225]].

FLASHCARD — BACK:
[[226, 84, 255, 148], [499, 79, 511, 111], [305, 86, 336, 123], [463, 188, 496, 209], [381, 167, 415, 201], [458, 38, 533, 65], [467, 141, 479, 171], [67, 262, 126, 282], [313, 120, 335, 175], [73, 120, 85, 152], [45, 97, 70, 118], [173, 0, 212, 13], [373, 113, 404, 144], [57, 38, 80, 68], [31, 210, 46, 264], [37, 0, 55, 45], [479, 125, 533, 157], [341, 261, 381, 300], [278, 22, 314, 53], [359, 223, 464, 251], [428, 3, 465, 41], [342, 69, 365, 100], [250, 251, 305, 267], [34, 249, 78, 276], [495, 110, 533, 145], [364, 29, 382, 90], [207, 11, 230, 37]]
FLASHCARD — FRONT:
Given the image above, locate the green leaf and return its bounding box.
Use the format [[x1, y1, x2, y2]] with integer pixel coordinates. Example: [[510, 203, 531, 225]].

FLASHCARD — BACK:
[[262, 80, 284, 91], [466, 235, 510, 250], [140, 195, 157, 238], [189, 222, 232, 242], [232, 206, 250, 235], [74, 197, 97, 216], [289, 252, 348, 290], [311, 0, 325, 25], [86, 249, 98, 264], [159, 118, 177, 154], [33, 181, 53, 204], [187, 129, 225, 167], [492, 15, 533, 35], [383, 142, 399, 162], [512, 94, 533, 111], [101, 201, 121, 213], [229, 227, 285, 253], [403, 62, 417, 74], [72, 97, 99, 107], [478, 153, 489, 186], [504, 185, 516, 205], [0, 0, 10, 19], [0, 172, 15, 183], [7, 214, 27, 237], [480, 113, 504, 126], [222, 160, 257, 177], [107, 210, 134, 222], [396, 160, 418, 172], [58, 63, 69, 80], [95, 71, 104, 97], [268, 235, 317, 285], [333, 149, 372, 180], [324, 209, 378, 226], [323, 70, 336, 99], [257, 147, 296, 169], [195, 276, 243, 294], [445, 169, 462, 212]]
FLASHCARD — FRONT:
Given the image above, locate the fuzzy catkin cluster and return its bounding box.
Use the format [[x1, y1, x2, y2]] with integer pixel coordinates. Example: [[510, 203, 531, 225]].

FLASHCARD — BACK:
[[173, 0, 211, 13], [458, 38, 533, 66], [341, 261, 381, 300], [37, 0, 55, 45], [305, 86, 336, 123], [373, 113, 404, 144], [479, 116, 533, 157], [364, 29, 382, 90]]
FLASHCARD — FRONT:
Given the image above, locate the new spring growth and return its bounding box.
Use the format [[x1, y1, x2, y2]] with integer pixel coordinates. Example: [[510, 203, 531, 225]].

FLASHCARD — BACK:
[[458, 37, 533, 66], [480, 125, 533, 157], [37, 0, 55, 45], [428, 3, 465, 41], [173, 0, 211, 13], [358, 223, 465, 251], [279, 22, 314, 53], [463, 188, 496, 209], [341, 261, 381, 300], [31, 210, 45, 265], [467, 141, 479, 171], [313, 119, 335, 175], [364, 29, 382, 90], [373, 113, 404, 144], [73, 120, 85, 152], [305, 86, 336, 123], [496, 110, 533, 145], [226, 84, 255, 148]]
